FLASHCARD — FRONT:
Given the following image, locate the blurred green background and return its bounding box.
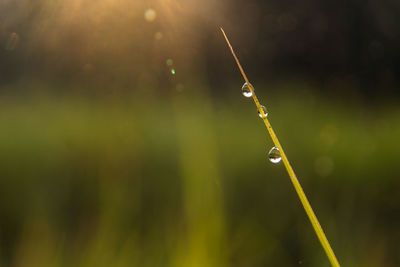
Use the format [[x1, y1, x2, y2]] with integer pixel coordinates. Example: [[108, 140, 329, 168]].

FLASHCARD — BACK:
[[1, 0, 400, 266]]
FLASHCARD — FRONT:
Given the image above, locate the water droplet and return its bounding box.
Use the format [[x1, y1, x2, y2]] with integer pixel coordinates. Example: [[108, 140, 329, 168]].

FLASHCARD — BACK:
[[258, 105, 268, 118], [268, 147, 282, 163], [241, 82, 253, 97]]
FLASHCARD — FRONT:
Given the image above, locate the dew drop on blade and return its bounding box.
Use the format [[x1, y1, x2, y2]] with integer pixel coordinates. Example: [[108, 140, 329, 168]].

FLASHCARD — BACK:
[[241, 82, 253, 97], [268, 147, 282, 163], [258, 105, 268, 118]]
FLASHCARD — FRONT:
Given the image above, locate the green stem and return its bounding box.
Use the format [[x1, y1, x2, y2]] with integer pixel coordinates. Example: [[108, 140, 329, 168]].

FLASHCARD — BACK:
[[221, 27, 340, 267]]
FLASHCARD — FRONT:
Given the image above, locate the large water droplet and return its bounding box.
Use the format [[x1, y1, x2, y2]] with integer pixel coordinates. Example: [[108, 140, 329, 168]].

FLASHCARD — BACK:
[[268, 147, 282, 163], [258, 105, 268, 118], [241, 82, 253, 97]]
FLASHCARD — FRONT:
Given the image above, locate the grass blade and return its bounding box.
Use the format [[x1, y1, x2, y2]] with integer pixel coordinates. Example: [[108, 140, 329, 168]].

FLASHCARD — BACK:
[[220, 27, 340, 267]]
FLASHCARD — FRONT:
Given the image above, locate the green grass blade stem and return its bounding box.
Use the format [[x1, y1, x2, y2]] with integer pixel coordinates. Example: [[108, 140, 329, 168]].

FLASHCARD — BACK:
[[220, 27, 340, 267]]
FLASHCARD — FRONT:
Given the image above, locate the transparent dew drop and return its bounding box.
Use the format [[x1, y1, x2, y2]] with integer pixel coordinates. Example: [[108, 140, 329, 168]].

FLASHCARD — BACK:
[[241, 82, 253, 97], [258, 105, 268, 118], [268, 147, 282, 163]]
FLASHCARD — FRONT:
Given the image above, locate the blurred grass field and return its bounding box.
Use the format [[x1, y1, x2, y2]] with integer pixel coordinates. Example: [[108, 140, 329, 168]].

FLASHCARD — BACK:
[[0, 81, 399, 266]]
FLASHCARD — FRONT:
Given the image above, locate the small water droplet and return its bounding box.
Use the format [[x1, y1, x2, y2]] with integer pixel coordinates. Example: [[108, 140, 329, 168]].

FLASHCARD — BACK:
[[268, 147, 282, 163], [258, 105, 268, 118], [241, 82, 253, 97]]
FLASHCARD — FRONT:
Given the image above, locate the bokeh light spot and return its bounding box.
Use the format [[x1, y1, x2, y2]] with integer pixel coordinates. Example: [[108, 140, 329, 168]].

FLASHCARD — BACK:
[[314, 156, 334, 177], [5, 33, 19, 51], [144, 8, 156, 22], [154, 32, 163, 40], [277, 13, 297, 32], [176, 83, 184, 92], [320, 124, 338, 147], [369, 40, 384, 60]]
